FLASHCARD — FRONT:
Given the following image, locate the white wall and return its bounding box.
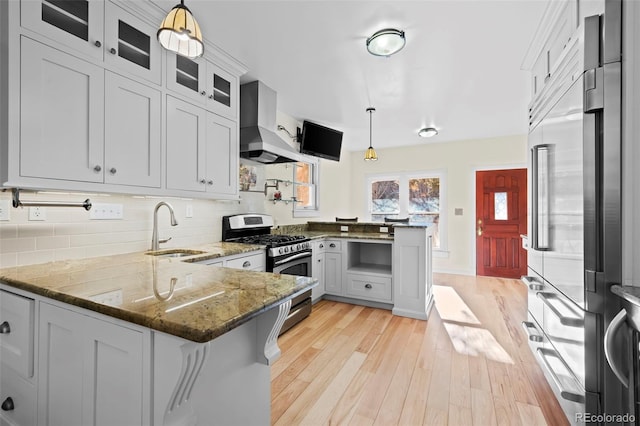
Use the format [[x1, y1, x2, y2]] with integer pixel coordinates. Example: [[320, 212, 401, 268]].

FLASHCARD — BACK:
[[346, 134, 527, 275], [0, 191, 259, 268]]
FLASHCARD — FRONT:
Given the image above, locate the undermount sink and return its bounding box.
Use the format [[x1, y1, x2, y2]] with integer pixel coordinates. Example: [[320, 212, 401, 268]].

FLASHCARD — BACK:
[[146, 249, 207, 258]]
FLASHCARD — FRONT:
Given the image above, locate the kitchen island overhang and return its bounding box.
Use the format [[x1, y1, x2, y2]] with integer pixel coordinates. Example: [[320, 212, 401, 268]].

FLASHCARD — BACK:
[[0, 247, 317, 426]]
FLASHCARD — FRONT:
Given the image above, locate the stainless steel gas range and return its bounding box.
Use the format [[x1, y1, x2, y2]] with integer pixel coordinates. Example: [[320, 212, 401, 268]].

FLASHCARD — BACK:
[[222, 214, 312, 335]]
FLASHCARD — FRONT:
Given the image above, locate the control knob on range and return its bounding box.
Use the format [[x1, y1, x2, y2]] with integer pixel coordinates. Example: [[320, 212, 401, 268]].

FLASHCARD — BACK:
[[284, 247, 289, 253], [279, 248, 284, 255]]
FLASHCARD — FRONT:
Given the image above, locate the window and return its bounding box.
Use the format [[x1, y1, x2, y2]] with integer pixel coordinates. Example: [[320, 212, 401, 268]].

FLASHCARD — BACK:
[[293, 160, 319, 217], [368, 171, 445, 249]]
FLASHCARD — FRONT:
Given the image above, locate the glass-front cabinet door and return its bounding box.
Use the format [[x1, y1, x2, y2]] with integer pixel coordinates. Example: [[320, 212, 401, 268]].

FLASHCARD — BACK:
[[104, 1, 161, 85], [166, 54, 237, 120], [21, 0, 105, 60]]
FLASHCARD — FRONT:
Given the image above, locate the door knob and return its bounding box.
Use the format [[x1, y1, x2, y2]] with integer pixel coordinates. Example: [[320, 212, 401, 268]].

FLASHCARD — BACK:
[[477, 219, 483, 236]]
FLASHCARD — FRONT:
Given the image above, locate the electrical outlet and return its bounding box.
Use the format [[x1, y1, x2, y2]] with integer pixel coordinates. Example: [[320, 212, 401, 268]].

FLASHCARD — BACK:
[[379, 226, 389, 233], [340, 225, 349, 232], [185, 205, 193, 218], [29, 207, 46, 221], [0, 200, 10, 221]]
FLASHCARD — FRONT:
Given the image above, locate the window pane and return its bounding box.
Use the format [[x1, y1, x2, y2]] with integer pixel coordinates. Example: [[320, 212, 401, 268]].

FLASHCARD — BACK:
[[371, 180, 399, 213], [296, 184, 313, 207], [409, 178, 439, 213], [296, 162, 311, 184], [494, 192, 507, 220]]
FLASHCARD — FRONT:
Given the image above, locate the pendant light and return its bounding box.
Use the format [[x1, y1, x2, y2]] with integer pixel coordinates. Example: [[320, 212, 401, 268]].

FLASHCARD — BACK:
[[364, 107, 378, 161], [157, 0, 204, 59]]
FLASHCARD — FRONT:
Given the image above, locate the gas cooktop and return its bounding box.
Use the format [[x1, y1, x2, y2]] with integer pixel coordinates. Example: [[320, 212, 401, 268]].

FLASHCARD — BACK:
[[231, 234, 308, 248]]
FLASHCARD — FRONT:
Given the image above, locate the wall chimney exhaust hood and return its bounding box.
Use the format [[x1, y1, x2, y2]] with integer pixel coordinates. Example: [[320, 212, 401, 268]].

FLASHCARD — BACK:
[[240, 81, 306, 164]]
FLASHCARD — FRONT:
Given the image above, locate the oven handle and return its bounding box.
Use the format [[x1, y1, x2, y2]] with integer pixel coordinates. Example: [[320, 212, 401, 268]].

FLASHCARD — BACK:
[[274, 251, 312, 266]]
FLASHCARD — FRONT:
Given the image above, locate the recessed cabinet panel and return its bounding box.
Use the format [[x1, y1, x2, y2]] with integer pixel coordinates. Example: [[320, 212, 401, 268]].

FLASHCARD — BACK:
[[0, 365, 37, 426], [21, 0, 104, 60], [105, 72, 161, 187], [324, 252, 343, 295], [206, 113, 238, 195], [166, 96, 206, 192], [0, 290, 35, 379], [104, 1, 161, 84], [20, 37, 105, 183]]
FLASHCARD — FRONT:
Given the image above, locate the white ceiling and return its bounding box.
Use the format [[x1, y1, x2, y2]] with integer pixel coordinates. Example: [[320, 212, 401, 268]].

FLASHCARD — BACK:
[[154, 0, 547, 152]]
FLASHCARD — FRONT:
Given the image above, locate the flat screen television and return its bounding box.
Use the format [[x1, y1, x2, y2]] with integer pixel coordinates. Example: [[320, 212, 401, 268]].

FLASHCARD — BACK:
[[300, 120, 343, 162]]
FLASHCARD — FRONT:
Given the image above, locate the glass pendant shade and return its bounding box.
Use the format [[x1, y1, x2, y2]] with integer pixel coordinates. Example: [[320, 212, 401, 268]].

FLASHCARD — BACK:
[[418, 127, 438, 138], [157, 0, 204, 59], [364, 146, 378, 161], [364, 107, 378, 161], [366, 29, 405, 57]]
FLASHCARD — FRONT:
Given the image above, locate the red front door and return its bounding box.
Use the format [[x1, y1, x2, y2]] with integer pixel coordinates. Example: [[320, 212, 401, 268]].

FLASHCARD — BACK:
[[475, 169, 527, 278]]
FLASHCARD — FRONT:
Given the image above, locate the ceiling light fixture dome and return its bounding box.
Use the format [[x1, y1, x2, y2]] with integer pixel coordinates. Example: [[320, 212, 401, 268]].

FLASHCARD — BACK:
[[418, 127, 438, 138], [366, 28, 406, 57], [364, 107, 378, 161], [157, 0, 204, 59]]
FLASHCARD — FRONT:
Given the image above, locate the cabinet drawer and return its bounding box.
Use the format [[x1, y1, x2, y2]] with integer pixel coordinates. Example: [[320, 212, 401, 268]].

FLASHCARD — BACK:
[[0, 364, 37, 426], [0, 290, 35, 378], [346, 273, 392, 303], [226, 252, 265, 271], [325, 240, 342, 253]]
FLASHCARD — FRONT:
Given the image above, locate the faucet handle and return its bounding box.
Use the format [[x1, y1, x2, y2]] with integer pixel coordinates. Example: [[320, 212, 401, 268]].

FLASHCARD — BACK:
[[159, 237, 172, 244]]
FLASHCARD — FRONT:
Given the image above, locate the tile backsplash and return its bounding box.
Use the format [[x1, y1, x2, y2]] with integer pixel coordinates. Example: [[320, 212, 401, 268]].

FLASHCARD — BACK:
[[0, 190, 266, 268]]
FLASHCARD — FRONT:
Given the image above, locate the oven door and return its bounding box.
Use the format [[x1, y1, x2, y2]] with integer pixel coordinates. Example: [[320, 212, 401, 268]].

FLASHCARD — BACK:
[[272, 252, 312, 276]]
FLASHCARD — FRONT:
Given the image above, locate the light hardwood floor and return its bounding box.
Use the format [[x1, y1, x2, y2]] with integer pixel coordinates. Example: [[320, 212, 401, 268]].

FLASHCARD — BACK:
[[271, 273, 569, 426]]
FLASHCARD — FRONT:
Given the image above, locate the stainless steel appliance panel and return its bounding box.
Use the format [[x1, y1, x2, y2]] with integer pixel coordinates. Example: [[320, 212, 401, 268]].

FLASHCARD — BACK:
[[537, 75, 586, 309]]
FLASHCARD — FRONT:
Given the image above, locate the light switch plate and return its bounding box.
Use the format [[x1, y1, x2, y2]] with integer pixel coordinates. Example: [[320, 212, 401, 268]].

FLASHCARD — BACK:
[[0, 200, 10, 221], [185, 205, 193, 218], [90, 203, 124, 220]]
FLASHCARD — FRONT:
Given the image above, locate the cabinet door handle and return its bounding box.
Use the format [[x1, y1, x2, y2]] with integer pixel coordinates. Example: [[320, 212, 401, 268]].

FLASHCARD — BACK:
[[208, 94, 214, 100], [109, 167, 117, 175], [242, 261, 251, 268], [0, 321, 9, 334], [319, 244, 324, 249], [1, 397, 14, 411], [109, 47, 117, 55], [93, 165, 102, 172], [365, 284, 372, 289], [199, 179, 206, 184], [200, 91, 207, 96], [207, 180, 213, 185], [329, 243, 336, 248], [94, 40, 102, 48]]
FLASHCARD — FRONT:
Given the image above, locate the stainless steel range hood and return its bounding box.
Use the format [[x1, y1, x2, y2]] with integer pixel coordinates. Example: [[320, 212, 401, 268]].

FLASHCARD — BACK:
[[240, 81, 305, 164]]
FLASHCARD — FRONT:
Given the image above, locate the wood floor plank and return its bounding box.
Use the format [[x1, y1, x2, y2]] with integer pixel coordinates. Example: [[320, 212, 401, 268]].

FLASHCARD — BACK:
[[272, 274, 568, 426]]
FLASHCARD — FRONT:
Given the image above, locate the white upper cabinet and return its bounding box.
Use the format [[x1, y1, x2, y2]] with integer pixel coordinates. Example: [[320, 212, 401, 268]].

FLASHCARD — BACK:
[[166, 96, 238, 197], [104, 72, 161, 188], [21, 0, 161, 84], [166, 54, 238, 120], [20, 36, 105, 183], [21, 0, 105, 61], [103, 1, 162, 85]]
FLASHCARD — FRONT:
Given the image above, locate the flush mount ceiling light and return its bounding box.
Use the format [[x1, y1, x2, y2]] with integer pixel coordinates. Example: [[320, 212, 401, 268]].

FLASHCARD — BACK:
[[366, 28, 406, 57], [364, 107, 378, 161], [157, 0, 204, 59], [418, 127, 439, 138]]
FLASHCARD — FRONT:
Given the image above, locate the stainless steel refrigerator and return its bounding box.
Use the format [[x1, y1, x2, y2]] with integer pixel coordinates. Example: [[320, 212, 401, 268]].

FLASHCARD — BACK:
[[524, 1, 623, 423]]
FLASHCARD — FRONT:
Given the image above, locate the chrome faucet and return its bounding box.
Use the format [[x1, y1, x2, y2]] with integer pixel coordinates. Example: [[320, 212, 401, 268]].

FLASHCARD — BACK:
[[151, 202, 178, 251]]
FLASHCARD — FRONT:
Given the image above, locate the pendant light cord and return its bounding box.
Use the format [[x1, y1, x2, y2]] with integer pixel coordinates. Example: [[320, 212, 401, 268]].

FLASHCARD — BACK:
[[367, 107, 375, 149]]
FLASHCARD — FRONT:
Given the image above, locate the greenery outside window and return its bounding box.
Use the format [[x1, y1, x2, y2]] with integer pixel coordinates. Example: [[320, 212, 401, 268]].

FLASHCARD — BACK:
[[368, 171, 445, 249], [293, 160, 319, 217]]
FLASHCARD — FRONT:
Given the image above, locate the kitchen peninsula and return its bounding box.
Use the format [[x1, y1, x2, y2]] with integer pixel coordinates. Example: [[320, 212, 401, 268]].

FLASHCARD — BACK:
[[0, 243, 316, 426]]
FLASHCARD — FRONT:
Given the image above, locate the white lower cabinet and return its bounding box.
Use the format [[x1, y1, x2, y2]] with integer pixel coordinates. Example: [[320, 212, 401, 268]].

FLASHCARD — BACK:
[[346, 273, 392, 303], [324, 252, 343, 295], [311, 241, 326, 301], [0, 365, 37, 426], [37, 302, 147, 426]]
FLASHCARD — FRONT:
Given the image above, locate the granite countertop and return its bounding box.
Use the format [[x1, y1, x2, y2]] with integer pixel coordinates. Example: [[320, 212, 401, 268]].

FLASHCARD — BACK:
[[299, 231, 395, 241], [0, 242, 316, 343]]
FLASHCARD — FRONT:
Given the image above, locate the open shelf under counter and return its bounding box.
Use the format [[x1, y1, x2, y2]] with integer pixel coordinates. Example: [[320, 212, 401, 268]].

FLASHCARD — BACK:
[[346, 263, 392, 276]]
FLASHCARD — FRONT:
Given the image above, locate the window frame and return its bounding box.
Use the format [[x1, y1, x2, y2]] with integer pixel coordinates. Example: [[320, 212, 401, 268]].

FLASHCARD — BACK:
[[293, 158, 320, 217], [366, 170, 447, 251]]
